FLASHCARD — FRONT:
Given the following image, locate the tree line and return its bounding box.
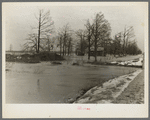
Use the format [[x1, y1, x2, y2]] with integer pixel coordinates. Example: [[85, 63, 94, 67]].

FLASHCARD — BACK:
[[23, 9, 142, 62]]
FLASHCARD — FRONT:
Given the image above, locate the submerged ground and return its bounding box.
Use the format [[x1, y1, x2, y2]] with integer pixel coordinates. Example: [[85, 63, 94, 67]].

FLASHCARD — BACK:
[[5, 54, 142, 103]]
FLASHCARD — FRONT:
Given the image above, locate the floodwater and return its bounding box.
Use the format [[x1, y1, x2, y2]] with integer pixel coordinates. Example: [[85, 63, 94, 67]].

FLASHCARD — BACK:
[[5, 59, 139, 103]]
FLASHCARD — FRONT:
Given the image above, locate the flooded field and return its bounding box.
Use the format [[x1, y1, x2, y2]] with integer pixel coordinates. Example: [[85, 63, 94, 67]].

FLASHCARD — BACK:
[[5, 60, 139, 103]]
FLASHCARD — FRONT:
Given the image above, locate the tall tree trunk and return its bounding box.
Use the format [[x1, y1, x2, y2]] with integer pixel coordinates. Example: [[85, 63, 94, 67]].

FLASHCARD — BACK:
[[125, 36, 128, 54], [81, 37, 83, 53], [64, 32, 67, 55], [95, 21, 98, 62], [68, 47, 69, 55], [123, 26, 126, 55], [95, 38, 97, 62], [63, 38, 65, 56], [37, 11, 41, 53], [104, 40, 107, 56], [60, 37, 62, 56], [88, 36, 91, 60], [48, 38, 50, 52], [47, 38, 51, 61], [35, 38, 38, 53], [65, 45, 66, 55], [68, 39, 71, 55], [70, 44, 72, 55]]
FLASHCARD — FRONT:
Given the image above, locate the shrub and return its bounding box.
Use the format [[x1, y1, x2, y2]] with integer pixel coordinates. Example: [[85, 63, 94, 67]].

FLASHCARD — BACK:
[[37, 52, 64, 61], [6, 52, 64, 63]]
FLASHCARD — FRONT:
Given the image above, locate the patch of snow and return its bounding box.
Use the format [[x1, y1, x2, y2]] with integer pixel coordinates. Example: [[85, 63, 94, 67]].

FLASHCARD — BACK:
[[118, 62, 126, 65], [76, 97, 90, 103], [93, 87, 104, 95], [97, 100, 112, 104], [110, 61, 117, 64], [110, 57, 143, 67]]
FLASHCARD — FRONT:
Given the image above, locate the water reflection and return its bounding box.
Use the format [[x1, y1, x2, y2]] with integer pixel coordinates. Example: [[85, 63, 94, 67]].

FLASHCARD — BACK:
[[37, 79, 40, 92]]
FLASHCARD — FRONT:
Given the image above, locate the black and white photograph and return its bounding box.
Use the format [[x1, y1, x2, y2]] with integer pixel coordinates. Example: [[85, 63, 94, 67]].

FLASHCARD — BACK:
[[2, 2, 148, 118]]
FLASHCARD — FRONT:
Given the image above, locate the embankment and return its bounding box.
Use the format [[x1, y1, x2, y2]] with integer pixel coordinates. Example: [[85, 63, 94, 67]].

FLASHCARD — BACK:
[[74, 69, 143, 104]]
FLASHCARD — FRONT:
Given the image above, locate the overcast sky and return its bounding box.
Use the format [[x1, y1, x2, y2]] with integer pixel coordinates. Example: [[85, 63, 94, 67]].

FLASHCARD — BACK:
[[3, 2, 148, 51]]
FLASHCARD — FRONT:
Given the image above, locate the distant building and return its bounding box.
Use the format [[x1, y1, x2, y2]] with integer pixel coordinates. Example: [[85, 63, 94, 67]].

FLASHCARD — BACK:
[[76, 48, 85, 56], [76, 46, 104, 56]]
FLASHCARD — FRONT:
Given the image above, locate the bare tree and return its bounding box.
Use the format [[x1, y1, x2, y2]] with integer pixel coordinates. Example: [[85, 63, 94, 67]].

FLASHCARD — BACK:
[[59, 24, 72, 56], [23, 33, 38, 53], [111, 26, 136, 56], [33, 9, 54, 53], [112, 32, 122, 56], [67, 37, 72, 55], [76, 29, 87, 55], [97, 20, 111, 56], [93, 12, 109, 62], [58, 34, 63, 56], [85, 19, 94, 60], [122, 26, 135, 55], [40, 35, 55, 52]]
